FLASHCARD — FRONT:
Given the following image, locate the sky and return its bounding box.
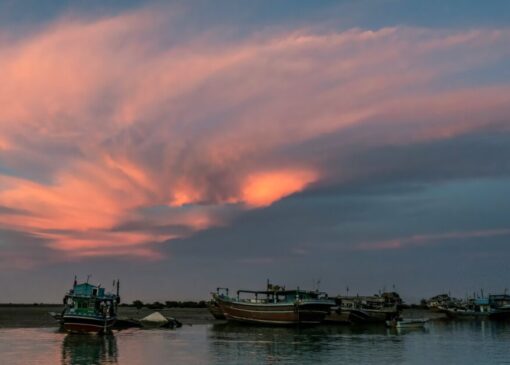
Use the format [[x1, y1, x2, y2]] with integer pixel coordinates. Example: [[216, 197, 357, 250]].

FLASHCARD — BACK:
[[1, 0, 510, 303]]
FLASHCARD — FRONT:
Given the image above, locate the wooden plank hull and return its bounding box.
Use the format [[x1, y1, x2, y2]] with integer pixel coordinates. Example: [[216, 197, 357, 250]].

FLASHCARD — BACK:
[[443, 308, 491, 319], [323, 310, 351, 324], [349, 309, 393, 323], [208, 302, 226, 320], [62, 315, 116, 333], [325, 307, 398, 324], [216, 297, 331, 325]]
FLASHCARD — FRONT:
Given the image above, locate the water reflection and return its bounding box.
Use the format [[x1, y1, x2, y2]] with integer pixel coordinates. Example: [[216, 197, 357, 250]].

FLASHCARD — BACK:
[[432, 318, 510, 340], [61, 334, 118, 365], [386, 326, 428, 336], [2, 320, 510, 365], [208, 323, 406, 364]]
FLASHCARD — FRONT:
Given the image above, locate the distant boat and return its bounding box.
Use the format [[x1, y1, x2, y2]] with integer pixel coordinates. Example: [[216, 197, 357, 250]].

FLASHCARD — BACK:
[[426, 293, 462, 311], [325, 292, 402, 324], [442, 295, 510, 320], [61, 277, 120, 334], [213, 283, 335, 325]]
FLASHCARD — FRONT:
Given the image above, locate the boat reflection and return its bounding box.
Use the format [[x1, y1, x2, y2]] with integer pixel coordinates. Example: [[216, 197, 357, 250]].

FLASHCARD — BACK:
[[61, 334, 118, 365], [208, 323, 406, 364], [386, 326, 428, 336], [432, 318, 510, 340]]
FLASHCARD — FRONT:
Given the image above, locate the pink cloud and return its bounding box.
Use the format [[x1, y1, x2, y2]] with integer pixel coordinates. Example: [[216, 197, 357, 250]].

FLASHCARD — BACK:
[[355, 229, 510, 251], [0, 252, 39, 270], [1, 9, 510, 262], [241, 169, 317, 208]]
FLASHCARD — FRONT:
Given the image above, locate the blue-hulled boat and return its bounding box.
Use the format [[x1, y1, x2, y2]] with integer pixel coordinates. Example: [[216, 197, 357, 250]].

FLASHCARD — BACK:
[[61, 278, 120, 333]]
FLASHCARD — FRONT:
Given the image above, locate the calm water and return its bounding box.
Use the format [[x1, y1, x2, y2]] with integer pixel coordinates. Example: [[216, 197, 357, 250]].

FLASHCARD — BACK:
[[1, 321, 509, 364]]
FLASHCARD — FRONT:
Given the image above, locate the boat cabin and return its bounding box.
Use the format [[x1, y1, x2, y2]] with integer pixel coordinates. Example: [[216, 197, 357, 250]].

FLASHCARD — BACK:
[[474, 298, 491, 313], [64, 282, 118, 318], [236, 289, 328, 304], [336, 295, 398, 311], [72, 283, 105, 297]]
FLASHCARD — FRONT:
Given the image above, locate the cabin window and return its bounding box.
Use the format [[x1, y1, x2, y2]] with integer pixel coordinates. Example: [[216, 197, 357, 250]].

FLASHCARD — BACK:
[[92, 288, 97, 296]]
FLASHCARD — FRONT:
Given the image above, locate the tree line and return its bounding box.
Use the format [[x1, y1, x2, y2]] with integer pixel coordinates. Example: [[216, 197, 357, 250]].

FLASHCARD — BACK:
[[125, 300, 208, 309]]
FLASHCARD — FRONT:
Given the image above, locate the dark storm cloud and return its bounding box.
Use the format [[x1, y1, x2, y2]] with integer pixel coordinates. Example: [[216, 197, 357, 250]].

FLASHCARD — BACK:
[[164, 127, 510, 265], [317, 129, 510, 186], [162, 177, 510, 300]]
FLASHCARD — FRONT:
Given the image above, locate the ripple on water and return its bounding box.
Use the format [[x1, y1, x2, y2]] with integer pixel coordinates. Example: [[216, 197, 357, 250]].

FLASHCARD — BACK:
[[0, 321, 510, 364]]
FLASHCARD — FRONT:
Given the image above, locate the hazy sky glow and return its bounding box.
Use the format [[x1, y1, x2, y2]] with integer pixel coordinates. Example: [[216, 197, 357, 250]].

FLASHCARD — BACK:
[[1, 0, 510, 302]]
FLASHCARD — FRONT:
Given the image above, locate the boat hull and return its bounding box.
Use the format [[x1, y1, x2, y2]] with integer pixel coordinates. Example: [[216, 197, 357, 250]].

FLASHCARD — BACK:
[[443, 308, 494, 320], [444, 309, 510, 320], [62, 315, 116, 333], [208, 301, 226, 320], [349, 309, 395, 323], [325, 308, 398, 324], [215, 297, 331, 325], [324, 310, 351, 324]]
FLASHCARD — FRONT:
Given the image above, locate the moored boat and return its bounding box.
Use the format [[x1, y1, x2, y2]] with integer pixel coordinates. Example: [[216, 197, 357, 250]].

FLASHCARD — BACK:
[[213, 283, 334, 325], [208, 288, 228, 320], [208, 301, 226, 320], [61, 277, 120, 334], [426, 293, 463, 312], [325, 292, 402, 324], [442, 295, 510, 320]]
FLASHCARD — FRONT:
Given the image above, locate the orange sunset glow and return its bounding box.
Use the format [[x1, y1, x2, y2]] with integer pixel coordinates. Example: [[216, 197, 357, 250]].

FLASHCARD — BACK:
[[241, 170, 317, 208], [1, 4, 510, 276]]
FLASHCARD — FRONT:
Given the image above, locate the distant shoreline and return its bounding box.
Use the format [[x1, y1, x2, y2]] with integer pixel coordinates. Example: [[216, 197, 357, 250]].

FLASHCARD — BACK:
[[0, 306, 215, 327], [0, 301, 209, 308], [0, 306, 440, 328], [0, 302, 429, 309], [0, 303, 62, 307]]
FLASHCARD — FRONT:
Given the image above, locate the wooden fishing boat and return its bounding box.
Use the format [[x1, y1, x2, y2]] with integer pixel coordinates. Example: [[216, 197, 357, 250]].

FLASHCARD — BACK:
[[213, 283, 334, 325], [442, 295, 510, 320], [325, 293, 401, 324], [208, 288, 228, 320], [61, 277, 120, 334], [208, 301, 226, 320]]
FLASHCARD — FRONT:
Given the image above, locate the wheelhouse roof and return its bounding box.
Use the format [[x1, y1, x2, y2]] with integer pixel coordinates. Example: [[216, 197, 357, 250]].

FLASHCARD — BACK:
[[236, 289, 324, 295], [67, 282, 117, 300]]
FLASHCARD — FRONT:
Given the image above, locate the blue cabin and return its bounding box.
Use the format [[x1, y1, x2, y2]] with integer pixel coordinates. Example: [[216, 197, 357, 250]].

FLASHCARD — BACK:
[[72, 283, 105, 298]]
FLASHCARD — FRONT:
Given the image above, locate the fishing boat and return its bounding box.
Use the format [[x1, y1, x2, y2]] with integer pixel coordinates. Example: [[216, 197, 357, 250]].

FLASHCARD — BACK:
[[325, 293, 401, 324], [442, 295, 510, 320], [213, 283, 335, 325], [208, 288, 228, 320], [488, 295, 510, 319], [426, 293, 463, 311], [61, 277, 120, 334]]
